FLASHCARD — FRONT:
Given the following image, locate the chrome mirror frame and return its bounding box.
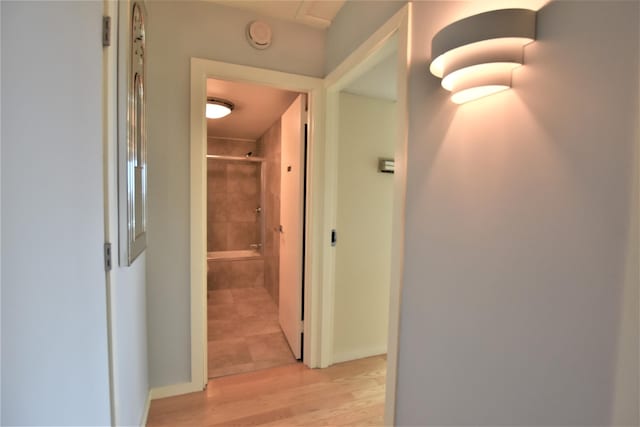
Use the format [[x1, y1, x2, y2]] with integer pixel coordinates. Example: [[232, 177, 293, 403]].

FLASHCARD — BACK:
[[117, 0, 147, 266]]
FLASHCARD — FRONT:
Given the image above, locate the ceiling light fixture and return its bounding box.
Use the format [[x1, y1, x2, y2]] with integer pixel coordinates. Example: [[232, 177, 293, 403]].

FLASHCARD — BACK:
[[429, 8, 537, 104], [206, 97, 234, 119]]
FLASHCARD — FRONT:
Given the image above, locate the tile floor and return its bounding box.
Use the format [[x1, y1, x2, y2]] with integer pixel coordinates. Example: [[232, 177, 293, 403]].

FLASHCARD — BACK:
[[208, 287, 297, 378]]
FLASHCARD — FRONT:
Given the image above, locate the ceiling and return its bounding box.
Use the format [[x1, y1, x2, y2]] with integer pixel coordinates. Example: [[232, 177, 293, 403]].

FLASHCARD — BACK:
[[206, 78, 299, 140], [208, 0, 346, 29]]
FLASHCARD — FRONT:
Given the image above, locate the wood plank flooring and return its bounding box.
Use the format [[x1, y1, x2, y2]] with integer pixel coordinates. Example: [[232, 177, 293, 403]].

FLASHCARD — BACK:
[[147, 355, 386, 427]]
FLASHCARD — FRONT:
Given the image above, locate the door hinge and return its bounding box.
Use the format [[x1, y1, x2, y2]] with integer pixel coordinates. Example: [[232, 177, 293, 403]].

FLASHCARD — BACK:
[[104, 242, 113, 271], [331, 229, 337, 247], [300, 320, 304, 333], [102, 16, 112, 47]]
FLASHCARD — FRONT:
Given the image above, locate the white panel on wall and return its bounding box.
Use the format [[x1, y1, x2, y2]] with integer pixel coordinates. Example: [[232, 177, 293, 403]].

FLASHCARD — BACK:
[[1, 1, 111, 425]]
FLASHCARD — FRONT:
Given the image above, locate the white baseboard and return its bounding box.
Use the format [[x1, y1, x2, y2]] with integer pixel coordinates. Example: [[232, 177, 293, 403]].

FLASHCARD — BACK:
[[140, 391, 151, 427], [332, 346, 387, 365], [150, 381, 203, 400]]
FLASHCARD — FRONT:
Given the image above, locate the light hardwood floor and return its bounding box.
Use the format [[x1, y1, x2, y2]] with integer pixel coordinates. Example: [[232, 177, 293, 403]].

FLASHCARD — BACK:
[[147, 355, 386, 427]]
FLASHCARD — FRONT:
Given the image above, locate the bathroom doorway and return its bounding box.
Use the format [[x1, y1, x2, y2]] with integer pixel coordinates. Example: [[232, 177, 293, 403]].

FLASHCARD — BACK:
[[204, 78, 306, 379]]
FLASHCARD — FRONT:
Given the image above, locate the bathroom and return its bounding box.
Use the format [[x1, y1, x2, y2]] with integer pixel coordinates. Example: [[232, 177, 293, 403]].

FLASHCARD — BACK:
[[205, 77, 305, 379]]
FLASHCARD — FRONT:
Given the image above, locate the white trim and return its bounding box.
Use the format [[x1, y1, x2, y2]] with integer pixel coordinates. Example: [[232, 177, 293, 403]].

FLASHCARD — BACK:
[[332, 347, 388, 365], [103, 0, 118, 425], [149, 382, 202, 400], [140, 391, 151, 426], [322, 4, 411, 425], [190, 58, 325, 394], [386, 6, 411, 425]]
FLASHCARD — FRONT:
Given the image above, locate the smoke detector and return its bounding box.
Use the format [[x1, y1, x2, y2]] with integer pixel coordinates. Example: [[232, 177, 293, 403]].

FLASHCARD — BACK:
[[246, 20, 272, 50]]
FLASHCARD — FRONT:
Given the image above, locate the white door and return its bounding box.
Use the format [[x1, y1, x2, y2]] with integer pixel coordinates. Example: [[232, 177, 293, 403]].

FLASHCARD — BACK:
[[279, 94, 306, 359]]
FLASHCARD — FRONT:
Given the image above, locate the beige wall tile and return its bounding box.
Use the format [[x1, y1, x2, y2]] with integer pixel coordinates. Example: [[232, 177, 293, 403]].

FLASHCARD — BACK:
[[207, 192, 228, 223], [227, 192, 259, 223], [230, 259, 264, 288], [208, 260, 232, 290], [207, 139, 257, 157], [227, 222, 258, 250], [207, 159, 227, 193], [208, 258, 265, 290], [207, 222, 228, 253], [227, 163, 259, 196]]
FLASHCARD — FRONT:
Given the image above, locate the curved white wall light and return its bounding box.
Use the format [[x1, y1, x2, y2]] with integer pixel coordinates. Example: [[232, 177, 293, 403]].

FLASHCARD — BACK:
[[206, 97, 234, 119], [430, 8, 537, 104]]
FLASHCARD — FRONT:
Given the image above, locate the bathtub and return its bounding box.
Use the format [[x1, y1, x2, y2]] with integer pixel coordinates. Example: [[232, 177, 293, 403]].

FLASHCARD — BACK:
[[207, 250, 264, 290], [207, 250, 261, 261]]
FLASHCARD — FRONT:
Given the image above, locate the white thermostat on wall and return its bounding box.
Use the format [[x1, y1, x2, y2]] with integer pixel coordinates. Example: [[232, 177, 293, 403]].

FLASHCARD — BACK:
[[246, 20, 272, 50]]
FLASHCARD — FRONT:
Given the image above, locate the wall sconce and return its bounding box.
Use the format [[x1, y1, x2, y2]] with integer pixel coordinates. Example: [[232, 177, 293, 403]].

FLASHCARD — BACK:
[[429, 8, 537, 104], [206, 97, 234, 119]]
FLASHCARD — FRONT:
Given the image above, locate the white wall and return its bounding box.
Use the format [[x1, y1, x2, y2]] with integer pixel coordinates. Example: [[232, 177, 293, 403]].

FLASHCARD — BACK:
[[395, 1, 639, 425], [105, 1, 149, 424], [145, 1, 326, 388], [1, 2, 112, 425], [333, 92, 396, 362], [0, 2, 2, 424], [109, 255, 148, 425], [325, 0, 406, 75], [0, 1, 3, 421]]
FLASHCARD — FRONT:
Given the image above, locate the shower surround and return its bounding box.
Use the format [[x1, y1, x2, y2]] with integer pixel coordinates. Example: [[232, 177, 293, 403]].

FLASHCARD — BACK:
[[206, 130, 280, 302], [207, 138, 264, 291]]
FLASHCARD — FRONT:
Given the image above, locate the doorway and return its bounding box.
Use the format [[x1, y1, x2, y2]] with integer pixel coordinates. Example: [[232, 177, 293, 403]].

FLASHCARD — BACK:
[[322, 5, 410, 424], [204, 78, 306, 378], [331, 34, 399, 365], [189, 58, 325, 392]]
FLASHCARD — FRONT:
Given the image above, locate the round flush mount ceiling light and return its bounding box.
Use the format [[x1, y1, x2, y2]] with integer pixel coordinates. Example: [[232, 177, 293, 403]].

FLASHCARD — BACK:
[[246, 20, 272, 50], [206, 97, 234, 119], [430, 8, 537, 104]]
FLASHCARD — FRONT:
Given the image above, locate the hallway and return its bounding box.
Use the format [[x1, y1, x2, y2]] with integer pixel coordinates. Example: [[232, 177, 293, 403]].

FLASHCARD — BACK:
[[147, 355, 386, 426]]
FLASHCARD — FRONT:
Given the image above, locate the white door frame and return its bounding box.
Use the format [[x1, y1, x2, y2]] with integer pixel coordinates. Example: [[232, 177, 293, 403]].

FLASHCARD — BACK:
[[189, 59, 325, 392], [102, 0, 118, 423], [322, 4, 411, 425]]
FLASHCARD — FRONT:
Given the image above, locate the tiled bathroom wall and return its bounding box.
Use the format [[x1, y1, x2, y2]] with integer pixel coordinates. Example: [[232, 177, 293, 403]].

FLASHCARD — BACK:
[[260, 121, 281, 305], [206, 132, 280, 302], [207, 138, 257, 157], [207, 138, 261, 252]]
